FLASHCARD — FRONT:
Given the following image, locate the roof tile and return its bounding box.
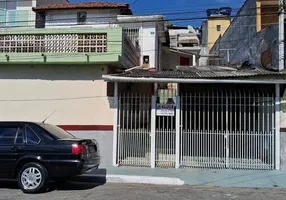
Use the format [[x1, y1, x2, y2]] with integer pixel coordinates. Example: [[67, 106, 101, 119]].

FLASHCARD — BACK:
[[33, 2, 130, 11], [109, 66, 285, 79]]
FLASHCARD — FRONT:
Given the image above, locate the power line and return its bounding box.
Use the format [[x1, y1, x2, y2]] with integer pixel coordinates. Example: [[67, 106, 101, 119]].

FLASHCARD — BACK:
[[0, 11, 281, 28], [0, 4, 281, 18]]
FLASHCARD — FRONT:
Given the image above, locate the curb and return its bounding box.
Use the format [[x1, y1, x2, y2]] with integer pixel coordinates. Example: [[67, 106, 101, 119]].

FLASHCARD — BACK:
[[79, 174, 185, 186]]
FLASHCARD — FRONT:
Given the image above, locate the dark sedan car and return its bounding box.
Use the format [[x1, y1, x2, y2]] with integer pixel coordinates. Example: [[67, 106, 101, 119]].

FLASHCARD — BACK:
[[0, 121, 101, 193]]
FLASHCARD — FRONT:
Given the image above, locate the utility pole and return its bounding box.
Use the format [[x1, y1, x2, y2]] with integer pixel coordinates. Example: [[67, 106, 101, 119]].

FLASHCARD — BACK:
[[279, 0, 284, 71], [219, 49, 236, 63]]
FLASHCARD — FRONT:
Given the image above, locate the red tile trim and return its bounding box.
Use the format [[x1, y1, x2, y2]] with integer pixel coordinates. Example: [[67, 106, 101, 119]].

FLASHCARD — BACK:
[[58, 125, 113, 131], [281, 128, 286, 132]]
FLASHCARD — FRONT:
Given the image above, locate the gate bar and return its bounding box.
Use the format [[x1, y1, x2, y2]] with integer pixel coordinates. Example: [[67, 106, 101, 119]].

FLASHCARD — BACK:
[[113, 81, 119, 166], [151, 95, 156, 168], [275, 83, 280, 170], [176, 95, 181, 168]]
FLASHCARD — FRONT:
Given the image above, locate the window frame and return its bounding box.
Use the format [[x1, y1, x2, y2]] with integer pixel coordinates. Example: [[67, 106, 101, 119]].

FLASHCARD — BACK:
[[0, 126, 23, 146], [14, 127, 24, 145], [25, 125, 41, 145]]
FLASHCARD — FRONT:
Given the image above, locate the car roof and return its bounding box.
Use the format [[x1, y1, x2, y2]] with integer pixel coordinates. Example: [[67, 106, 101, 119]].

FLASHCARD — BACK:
[[0, 121, 49, 126]]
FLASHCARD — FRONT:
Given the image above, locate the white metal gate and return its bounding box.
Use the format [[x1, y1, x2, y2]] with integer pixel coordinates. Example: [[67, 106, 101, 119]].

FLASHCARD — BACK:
[[155, 88, 176, 168], [117, 93, 152, 167], [115, 84, 276, 170], [180, 85, 275, 170]]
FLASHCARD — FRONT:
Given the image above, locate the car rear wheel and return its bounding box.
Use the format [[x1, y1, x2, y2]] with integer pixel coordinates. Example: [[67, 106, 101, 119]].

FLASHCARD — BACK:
[[17, 162, 48, 194]]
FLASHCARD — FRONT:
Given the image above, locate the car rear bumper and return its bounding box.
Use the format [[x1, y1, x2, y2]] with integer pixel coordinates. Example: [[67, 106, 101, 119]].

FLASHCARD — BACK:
[[44, 156, 101, 178], [81, 156, 101, 173]]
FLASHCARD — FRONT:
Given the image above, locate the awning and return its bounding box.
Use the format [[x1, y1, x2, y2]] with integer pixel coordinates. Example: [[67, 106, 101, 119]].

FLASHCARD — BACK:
[[102, 66, 286, 84]]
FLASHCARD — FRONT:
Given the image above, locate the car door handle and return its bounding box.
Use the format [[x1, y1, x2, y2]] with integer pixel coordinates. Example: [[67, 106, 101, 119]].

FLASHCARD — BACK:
[[11, 147, 20, 151]]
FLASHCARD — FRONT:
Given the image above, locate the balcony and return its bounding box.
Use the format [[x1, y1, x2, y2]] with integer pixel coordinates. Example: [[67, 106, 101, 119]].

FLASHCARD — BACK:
[[0, 27, 140, 68]]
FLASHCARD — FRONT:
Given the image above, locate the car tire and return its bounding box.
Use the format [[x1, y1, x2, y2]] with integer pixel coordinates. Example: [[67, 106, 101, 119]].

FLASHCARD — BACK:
[[17, 162, 49, 194]]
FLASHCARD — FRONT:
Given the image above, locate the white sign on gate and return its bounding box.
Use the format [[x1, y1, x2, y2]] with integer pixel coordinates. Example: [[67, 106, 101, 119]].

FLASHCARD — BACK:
[[156, 104, 175, 116]]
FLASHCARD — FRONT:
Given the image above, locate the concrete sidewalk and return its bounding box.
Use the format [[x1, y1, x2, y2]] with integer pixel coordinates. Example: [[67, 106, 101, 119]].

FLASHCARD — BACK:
[[78, 165, 286, 188]]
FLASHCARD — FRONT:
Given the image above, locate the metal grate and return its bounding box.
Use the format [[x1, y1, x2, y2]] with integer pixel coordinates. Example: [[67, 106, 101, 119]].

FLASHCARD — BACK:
[[180, 86, 275, 170], [123, 28, 139, 47], [0, 33, 107, 53]]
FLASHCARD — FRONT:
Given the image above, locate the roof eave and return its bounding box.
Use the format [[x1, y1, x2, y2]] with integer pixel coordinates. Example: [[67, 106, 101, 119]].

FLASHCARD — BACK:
[[32, 6, 130, 12], [102, 75, 286, 84]]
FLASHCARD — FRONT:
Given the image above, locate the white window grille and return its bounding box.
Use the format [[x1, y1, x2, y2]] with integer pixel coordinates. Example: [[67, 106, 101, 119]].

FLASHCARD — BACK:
[[0, 33, 107, 53], [123, 28, 139, 47]]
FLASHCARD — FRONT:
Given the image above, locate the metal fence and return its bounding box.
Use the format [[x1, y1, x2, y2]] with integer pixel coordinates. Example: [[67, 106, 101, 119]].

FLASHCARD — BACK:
[[180, 87, 275, 170], [115, 85, 276, 170]]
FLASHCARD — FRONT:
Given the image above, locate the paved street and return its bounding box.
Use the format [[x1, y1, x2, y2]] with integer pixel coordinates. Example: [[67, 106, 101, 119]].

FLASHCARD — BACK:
[[1, 181, 286, 200]]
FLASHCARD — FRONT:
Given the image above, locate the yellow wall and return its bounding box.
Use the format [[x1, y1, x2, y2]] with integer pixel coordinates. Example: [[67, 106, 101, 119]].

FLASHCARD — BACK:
[[257, 0, 279, 32], [207, 17, 231, 52], [0, 65, 114, 125]]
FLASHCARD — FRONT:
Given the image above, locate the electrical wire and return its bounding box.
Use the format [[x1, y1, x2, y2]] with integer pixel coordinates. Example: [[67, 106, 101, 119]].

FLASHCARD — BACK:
[[0, 11, 281, 29]]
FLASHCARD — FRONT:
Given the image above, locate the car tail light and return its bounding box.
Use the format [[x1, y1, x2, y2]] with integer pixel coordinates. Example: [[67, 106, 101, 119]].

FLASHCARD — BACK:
[[72, 144, 88, 155]]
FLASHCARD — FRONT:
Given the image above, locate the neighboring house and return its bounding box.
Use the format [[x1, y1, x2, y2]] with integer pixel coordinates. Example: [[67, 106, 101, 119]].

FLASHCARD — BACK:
[[0, 1, 167, 165], [0, 0, 68, 27], [209, 0, 281, 70], [201, 8, 232, 53], [199, 8, 231, 65], [161, 25, 201, 69]]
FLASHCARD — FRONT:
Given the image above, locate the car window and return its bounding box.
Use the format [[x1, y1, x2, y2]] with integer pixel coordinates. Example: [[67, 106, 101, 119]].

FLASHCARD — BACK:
[[15, 128, 24, 145], [30, 124, 55, 141], [0, 127, 19, 145], [39, 124, 75, 139], [25, 126, 41, 145]]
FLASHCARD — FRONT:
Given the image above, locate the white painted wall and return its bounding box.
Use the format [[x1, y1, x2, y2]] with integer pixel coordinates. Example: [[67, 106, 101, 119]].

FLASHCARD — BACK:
[[161, 49, 180, 70], [121, 21, 158, 68], [0, 65, 114, 125], [161, 49, 198, 69], [45, 9, 120, 28]]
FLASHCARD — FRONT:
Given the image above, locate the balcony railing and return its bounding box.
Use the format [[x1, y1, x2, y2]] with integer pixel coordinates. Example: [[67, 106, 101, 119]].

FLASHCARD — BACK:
[[0, 33, 107, 53]]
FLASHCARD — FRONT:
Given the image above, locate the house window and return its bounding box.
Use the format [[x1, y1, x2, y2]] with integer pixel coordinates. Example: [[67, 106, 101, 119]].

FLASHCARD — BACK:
[[77, 11, 87, 24], [216, 25, 221, 32], [36, 12, 46, 28]]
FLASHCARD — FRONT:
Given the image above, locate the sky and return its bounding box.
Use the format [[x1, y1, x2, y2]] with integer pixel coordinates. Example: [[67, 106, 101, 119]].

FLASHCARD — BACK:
[[70, 0, 245, 27]]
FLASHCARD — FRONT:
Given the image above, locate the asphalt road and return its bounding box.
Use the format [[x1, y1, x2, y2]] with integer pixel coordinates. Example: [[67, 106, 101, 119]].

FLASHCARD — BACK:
[[1, 181, 286, 200]]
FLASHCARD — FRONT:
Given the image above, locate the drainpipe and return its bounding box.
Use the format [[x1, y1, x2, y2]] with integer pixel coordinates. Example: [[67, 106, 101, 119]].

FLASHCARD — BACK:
[[5, 55, 9, 62], [279, 0, 284, 71], [85, 54, 90, 62], [41, 54, 47, 62]]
